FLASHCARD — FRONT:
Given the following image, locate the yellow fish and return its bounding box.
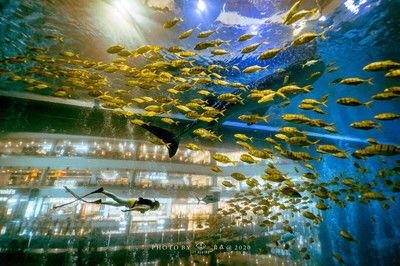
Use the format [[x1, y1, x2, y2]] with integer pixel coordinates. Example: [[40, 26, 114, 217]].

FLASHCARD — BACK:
[[107, 45, 124, 54], [178, 25, 199, 39], [291, 31, 326, 46], [363, 60, 400, 71], [283, 0, 302, 24], [242, 65, 268, 74], [163, 17, 183, 29], [234, 133, 253, 142]]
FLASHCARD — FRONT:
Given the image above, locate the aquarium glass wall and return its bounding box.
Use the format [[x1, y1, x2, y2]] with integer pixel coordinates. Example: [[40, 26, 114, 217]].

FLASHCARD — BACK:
[[0, 0, 399, 265]]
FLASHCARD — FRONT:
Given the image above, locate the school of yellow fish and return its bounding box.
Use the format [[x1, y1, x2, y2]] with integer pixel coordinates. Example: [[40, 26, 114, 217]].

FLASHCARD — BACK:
[[0, 0, 399, 262]]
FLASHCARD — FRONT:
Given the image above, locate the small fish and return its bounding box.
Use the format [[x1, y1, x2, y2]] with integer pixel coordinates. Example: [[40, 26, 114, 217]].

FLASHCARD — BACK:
[[291, 31, 326, 46], [194, 40, 220, 50], [211, 166, 223, 173], [302, 211, 319, 222], [198, 116, 218, 123], [197, 90, 215, 96], [340, 77, 373, 85], [332, 253, 345, 264], [316, 144, 344, 154], [304, 163, 315, 171], [179, 50, 198, 57], [295, 136, 321, 149], [176, 104, 192, 113], [246, 177, 259, 187], [283, 0, 302, 24], [316, 200, 328, 210], [237, 33, 260, 42], [145, 105, 169, 114], [258, 94, 275, 103], [374, 113, 400, 120], [326, 66, 340, 73], [279, 126, 305, 135], [234, 134, 253, 142], [185, 143, 202, 151], [211, 49, 232, 55], [230, 82, 248, 91], [241, 40, 267, 54], [280, 186, 301, 198], [217, 93, 244, 104], [284, 8, 318, 25], [238, 114, 270, 125], [381, 201, 390, 210], [178, 25, 199, 39], [213, 153, 236, 165], [163, 17, 183, 29], [29, 47, 48, 52], [383, 86, 400, 94], [54, 90, 68, 97], [141, 96, 155, 102], [257, 45, 285, 60], [222, 180, 235, 188], [308, 71, 321, 80], [278, 84, 311, 94], [236, 141, 253, 151], [107, 45, 124, 54], [282, 114, 310, 124], [275, 133, 288, 140], [282, 224, 294, 234], [242, 65, 268, 74], [232, 65, 241, 72], [303, 172, 318, 180], [302, 94, 328, 106], [231, 172, 247, 181], [142, 111, 158, 117], [118, 50, 132, 57], [329, 78, 343, 85], [339, 230, 358, 243], [283, 75, 290, 84], [240, 154, 259, 164], [363, 60, 400, 71], [350, 120, 381, 131], [372, 92, 399, 100], [194, 128, 222, 142], [249, 149, 270, 159], [59, 51, 76, 57], [302, 60, 319, 68], [161, 117, 179, 125], [336, 98, 373, 108], [280, 100, 291, 107], [367, 138, 379, 144], [112, 57, 127, 64], [326, 61, 336, 67], [197, 28, 218, 38], [149, 136, 171, 148], [34, 84, 49, 90], [363, 192, 394, 202]]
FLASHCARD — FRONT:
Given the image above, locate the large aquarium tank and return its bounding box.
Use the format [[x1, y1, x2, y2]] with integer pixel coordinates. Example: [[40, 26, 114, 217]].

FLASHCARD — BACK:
[[0, 0, 399, 265]]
